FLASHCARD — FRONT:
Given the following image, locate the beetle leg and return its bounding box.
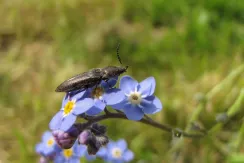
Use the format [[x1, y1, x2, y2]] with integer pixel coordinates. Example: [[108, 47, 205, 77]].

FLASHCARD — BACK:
[[95, 77, 103, 89]]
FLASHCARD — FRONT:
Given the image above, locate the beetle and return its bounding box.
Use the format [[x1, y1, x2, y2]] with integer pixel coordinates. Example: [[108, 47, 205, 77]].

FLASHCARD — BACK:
[[55, 43, 128, 93]]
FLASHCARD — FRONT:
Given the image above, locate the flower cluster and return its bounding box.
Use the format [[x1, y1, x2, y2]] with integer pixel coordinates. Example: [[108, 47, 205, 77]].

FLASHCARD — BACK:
[[49, 77, 126, 131], [36, 75, 163, 162], [36, 130, 133, 163], [50, 75, 162, 131]]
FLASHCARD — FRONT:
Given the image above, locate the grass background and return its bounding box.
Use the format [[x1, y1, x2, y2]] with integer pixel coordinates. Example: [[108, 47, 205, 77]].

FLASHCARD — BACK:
[[0, 0, 243, 162]]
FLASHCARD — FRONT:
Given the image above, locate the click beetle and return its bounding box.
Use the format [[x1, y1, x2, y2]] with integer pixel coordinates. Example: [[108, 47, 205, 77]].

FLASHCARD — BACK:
[[55, 43, 128, 93]]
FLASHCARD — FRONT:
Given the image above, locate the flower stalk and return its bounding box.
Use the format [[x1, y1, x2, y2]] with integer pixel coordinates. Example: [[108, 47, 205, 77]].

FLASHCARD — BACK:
[[168, 64, 244, 155], [81, 108, 205, 138]]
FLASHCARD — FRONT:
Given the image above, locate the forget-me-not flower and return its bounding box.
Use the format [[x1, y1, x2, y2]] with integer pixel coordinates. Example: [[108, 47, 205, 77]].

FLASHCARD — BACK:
[[97, 139, 134, 163], [111, 75, 162, 120], [85, 77, 125, 116], [49, 91, 94, 131], [35, 131, 61, 157], [54, 141, 86, 163]]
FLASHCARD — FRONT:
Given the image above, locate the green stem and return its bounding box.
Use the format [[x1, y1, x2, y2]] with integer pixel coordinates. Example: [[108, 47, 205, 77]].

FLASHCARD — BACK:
[[234, 122, 244, 151], [206, 64, 244, 99], [168, 64, 244, 153], [208, 88, 244, 135], [227, 88, 244, 117], [187, 65, 244, 133]]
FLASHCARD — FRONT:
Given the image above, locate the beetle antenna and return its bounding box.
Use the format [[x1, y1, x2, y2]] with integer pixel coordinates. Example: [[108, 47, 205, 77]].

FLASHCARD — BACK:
[[116, 43, 122, 65]]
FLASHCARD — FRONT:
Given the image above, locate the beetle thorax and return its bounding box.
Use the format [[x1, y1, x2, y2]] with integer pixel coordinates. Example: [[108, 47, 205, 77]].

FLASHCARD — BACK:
[[102, 66, 127, 79]]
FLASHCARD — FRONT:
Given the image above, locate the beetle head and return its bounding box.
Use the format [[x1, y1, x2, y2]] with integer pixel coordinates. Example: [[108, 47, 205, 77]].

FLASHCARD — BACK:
[[102, 66, 128, 80]]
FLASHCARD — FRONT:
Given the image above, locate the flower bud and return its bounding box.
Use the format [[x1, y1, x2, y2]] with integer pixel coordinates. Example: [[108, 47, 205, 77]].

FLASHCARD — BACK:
[[78, 123, 109, 155], [78, 130, 92, 145], [52, 130, 76, 149], [216, 113, 228, 123]]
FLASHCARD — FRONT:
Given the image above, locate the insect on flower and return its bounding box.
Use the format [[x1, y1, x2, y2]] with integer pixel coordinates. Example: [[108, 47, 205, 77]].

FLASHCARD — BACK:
[[55, 43, 128, 93]]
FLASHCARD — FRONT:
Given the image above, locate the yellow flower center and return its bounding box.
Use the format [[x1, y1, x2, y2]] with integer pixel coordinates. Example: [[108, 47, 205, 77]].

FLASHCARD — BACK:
[[63, 149, 73, 158], [128, 92, 142, 105], [91, 87, 104, 99], [63, 101, 75, 116], [112, 148, 122, 158], [47, 138, 54, 147]]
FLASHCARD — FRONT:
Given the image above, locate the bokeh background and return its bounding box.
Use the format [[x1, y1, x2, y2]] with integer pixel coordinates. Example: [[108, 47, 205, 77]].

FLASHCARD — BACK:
[[0, 0, 243, 163]]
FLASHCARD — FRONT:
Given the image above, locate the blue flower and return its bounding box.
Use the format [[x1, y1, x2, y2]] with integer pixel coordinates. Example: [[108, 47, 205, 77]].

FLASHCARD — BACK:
[[35, 131, 61, 157], [54, 141, 86, 163], [85, 77, 126, 116], [112, 75, 162, 120], [97, 139, 134, 163], [49, 91, 94, 131]]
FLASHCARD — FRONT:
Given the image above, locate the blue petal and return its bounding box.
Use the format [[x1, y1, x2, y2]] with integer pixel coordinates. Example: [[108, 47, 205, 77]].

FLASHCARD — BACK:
[[137, 83, 152, 98], [43, 146, 55, 156], [96, 147, 107, 158], [108, 76, 118, 86], [123, 150, 134, 162], [54, 154, 65, 163], [119, 76, 138, 95], [85, 99, 105, 115], [35, 143, 44, 154], [103, 88, 126, 105], [67, 157, 80, 163], [116, 139, 127, 152], [72, 90, 87, 101], [101, 76, 118, 90], [107, 141, 116, 151], [110, 99, 129, 111], [123, 104, 144, 120], [49, 111, 63, 130], [82, 89, 93, 100], [72, 98, 94, 115], [94, 99, 106, 111], [86, 106, 103, 116], [112, 159, 123, 163], [140, 96, 163, 114], [62, 95, 69, 108], [60, 114, 77, 131], [138, 77, 156, 97], [107, 143, 120, 161], [42, 131, 52, 142], [54, 145, 62, 153], [73, 144, 86, 157]]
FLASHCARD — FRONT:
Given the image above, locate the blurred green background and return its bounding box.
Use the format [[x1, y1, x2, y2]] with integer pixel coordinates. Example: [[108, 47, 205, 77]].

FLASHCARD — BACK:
[[0, 0, 243, 162]]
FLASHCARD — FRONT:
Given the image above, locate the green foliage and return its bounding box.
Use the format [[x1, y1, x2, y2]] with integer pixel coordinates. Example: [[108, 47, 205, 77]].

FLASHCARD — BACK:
[[228, 153, 244, 163], [0, 0, 243, 162]]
